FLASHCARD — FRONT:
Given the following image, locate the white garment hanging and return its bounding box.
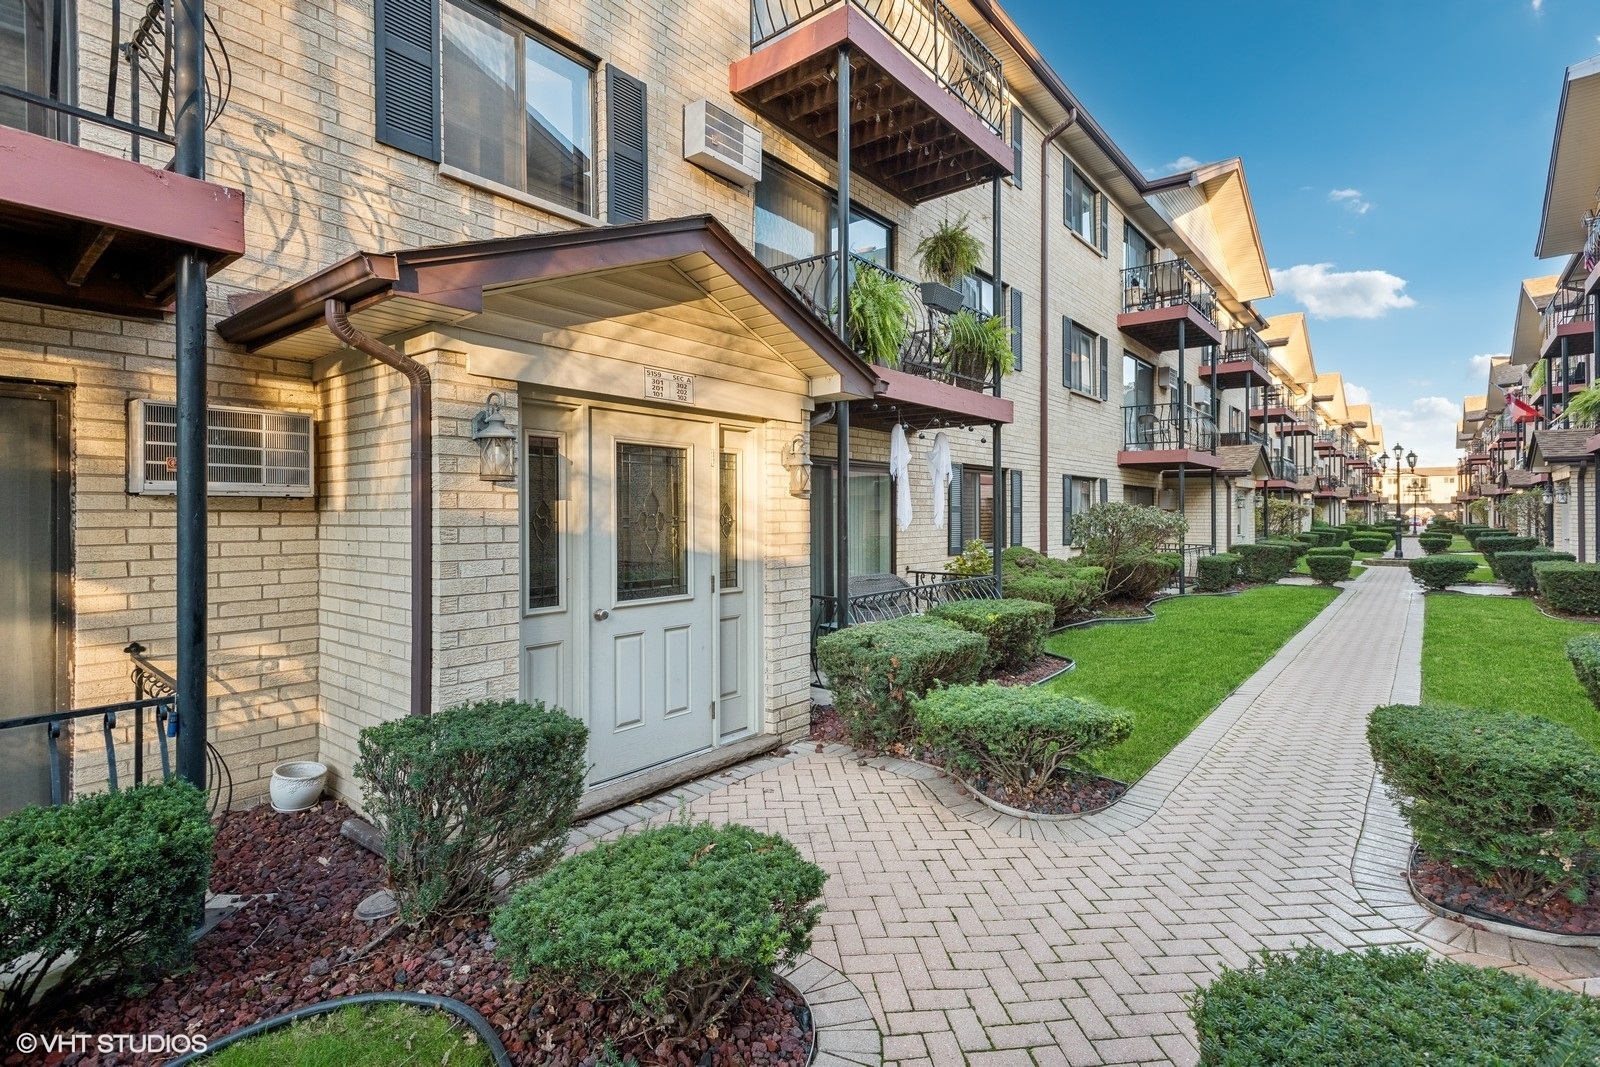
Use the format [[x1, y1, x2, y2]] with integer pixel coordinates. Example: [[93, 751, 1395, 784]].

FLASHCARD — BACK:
[[889, 423, 913, 531], [929, 431, 952, 529]]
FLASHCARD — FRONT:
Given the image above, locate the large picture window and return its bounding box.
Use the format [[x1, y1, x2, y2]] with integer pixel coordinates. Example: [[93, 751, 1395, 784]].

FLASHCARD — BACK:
[[754, 158, 893, 269], [442, 0, 594, 213]]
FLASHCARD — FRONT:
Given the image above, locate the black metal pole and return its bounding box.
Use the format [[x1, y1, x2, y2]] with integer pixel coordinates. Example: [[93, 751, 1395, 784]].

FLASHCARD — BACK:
[[835, 401, 850, 633], [1393, 459, 1404, 560], [835, 47, 850, 343], [173, 0, 207, 791], [991, 177, 1003, 596]]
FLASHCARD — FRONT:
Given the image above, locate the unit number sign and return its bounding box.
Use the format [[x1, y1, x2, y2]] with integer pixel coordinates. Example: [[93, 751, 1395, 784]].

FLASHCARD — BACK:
[[644, 368, 695, 405]]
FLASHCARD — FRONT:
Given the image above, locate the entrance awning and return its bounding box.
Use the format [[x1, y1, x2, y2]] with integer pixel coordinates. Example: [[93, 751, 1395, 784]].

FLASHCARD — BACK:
[[217, 215, 882, 405]]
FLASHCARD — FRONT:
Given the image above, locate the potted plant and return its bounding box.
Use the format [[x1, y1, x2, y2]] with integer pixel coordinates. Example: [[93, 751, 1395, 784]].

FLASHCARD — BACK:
[[945, 307, 1014, 385], [846, 262, 912, 368], [915, 214, 983, 314]]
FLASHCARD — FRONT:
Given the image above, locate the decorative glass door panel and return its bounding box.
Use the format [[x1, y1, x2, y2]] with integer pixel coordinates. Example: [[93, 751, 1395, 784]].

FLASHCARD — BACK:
[[615, 444, 688, 601]]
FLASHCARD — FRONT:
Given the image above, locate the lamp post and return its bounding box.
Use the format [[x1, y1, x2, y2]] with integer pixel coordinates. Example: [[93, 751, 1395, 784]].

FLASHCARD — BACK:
[[1390, 443, 1417, 558]]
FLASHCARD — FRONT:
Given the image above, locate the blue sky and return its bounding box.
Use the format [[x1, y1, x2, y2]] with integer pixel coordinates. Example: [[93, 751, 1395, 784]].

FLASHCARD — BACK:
[[1004, 0, 1600, 465]]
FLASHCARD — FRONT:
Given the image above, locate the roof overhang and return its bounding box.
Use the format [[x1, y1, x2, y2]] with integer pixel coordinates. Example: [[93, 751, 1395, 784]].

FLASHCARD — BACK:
[[1260, 313, 1317, 385], [1528, 428, 1599, 469], [1511, 275, 1561, 365], [1536, 54, 1600, 260], [216, 215, 881, 401]]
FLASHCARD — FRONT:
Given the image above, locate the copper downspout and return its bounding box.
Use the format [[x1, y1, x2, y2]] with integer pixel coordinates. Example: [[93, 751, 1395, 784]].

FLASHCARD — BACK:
[[325, 299, 434, 718], [1038, 110, 1077, 550]]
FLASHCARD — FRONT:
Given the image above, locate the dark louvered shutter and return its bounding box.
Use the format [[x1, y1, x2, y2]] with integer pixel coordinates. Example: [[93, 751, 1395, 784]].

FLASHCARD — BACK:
[[374, 0, 440, 161], [1098, 194, 1109, 254], [1099, 337, 1109, 400], [1061, 316, 1071, 389], [1010, 287, 1023, 371], [1010, 469, 1023, 546], [1099, 478, 1109, 503], [948, 462, 964, 554], [1011, 106, 1023, 187], [1061, 474, 1072, 545], [606, 67, 649, 224]]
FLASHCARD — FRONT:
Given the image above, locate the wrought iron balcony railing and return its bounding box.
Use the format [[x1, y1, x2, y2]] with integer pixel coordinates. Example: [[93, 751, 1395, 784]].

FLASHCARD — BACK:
[[1268, 456, 1298, 482], [766, 250, 999, 392], [1221, 326, 1269, 366], [1220, 429, 1265, 447], [1540, 282, 1594, 347], [0, 0, 231, 163], [1121, 259, 1218, 323], [750, 0, 1005, 133], [1122, 402, 1217, 452]]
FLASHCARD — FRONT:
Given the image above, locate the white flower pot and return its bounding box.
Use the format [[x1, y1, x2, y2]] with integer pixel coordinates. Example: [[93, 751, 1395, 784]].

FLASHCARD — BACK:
[[270, 760, 327, 813]]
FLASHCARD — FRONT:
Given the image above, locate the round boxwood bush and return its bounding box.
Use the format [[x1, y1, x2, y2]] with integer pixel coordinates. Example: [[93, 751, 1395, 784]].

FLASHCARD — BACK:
[[1495, 550, 1574, 594], [1535, 561, 1600, 616], [816, 617, 986, 746], [1306, 545, 1355, 559], [1406, 554, 1477, 590], [1478, 534, 1540, 568], [913, 682, 1132, 794], [1191, 944, 1600, 1065], [927, 597, 1054, 673], [1305, 553, 1352, 585], [1234, 542, 1296, 584], [1368, 703, 1600, 900], [1348, 535, 1389, 553], [1194, 553, 1240, 593], [1416, 533, 1452, 555], [493, 820, 825, 1042]]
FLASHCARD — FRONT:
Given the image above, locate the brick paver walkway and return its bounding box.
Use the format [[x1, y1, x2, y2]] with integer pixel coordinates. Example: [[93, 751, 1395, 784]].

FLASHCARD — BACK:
[[594, 565, 1600, 1065]]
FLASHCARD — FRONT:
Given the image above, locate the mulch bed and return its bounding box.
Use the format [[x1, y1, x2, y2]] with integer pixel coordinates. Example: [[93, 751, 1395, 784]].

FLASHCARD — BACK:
[[986, 652, 1072, 687], [1410, 850, 1600, 937], [13, 802, 812, 1067], [959, 769, 1124, 816]]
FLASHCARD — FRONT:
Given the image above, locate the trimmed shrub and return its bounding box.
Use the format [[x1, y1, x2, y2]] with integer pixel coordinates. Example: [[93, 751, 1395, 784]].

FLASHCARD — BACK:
[[1348, 535, 1389, 553], [1368, 703, 1600, 900], [0, 781, 213, 1025], [1568, 634, 1600, 714], [1305, 553, 1352, 585], [1406, 554, 1477, 590], [1312, 528, 1338, 547], [913, 683, 1132, 793], [815, 617, 986, 747], [1234, 542, 1296, 584], [1463, 525, 1497, 548], [1306, 545, 1355, 558], [355, 699, 587, 926], [1265, 536, 1310, 560], [1416, 533, 1453, 555], [493, 821, 824, 1042], [1069, 501, 1187, 599], [1190, 944, 1600, 1065], [927, 597, 1054, 673], [1194, 553, 1240, 593], [1477, 534, 1539, 568], [1495, 550, 1575, 594], [1005, 570, 1102, 625], [1292, 532, 1320, 549], [1535, 561, 1600, 616]]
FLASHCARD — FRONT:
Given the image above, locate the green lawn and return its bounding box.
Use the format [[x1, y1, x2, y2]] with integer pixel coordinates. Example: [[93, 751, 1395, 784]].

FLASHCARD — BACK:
[[1422, 595, 1600, 747], [1044, 585, 1341, 782], [204, 1003, 491, 1067]]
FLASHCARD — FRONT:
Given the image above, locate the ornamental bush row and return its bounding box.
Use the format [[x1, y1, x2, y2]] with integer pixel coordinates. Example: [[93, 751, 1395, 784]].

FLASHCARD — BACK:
[[1407, 554, 1477, 590], [1477, 534, 1540, 565], [1194, 553, 1240, 592], [1568, 634, 1600, 714], [1417, 533, 1453, 555], [928, 597, 1054, 674], [1536, 561, 1600, 616], [1494, 550, 1573, 594], [1348, 535, 1389, 553], [1234, 542, 1296, 583]]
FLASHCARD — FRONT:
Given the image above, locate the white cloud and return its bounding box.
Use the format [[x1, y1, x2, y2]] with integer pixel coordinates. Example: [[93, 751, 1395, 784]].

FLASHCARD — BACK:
[[1371, 396, 1460, 467], [1269, 263, 1418, 319], [1345, 382, 1372, 406], [1532, 0, 1543, 11], [1467, 353, 1507, 382], [1144, 155, 1201, 177], [1329, 188, 1372, 214]]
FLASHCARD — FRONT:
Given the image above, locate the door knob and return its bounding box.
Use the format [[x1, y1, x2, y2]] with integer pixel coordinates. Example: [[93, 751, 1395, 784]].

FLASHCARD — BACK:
[[593, 608, 610, 621]]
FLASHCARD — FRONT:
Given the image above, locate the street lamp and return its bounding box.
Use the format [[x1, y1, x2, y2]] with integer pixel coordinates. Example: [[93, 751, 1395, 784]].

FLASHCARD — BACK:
[[1390, 443, 1417, 558]]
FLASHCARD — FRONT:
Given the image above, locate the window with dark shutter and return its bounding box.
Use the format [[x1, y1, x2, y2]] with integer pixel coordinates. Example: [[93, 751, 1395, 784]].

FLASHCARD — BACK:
[[1010, 469, 1023, 546], [1010, 287, 1023, 371], [1098, 193, 1109, 254], [1099, 337, 1109, 400], [1099, 478, 1109, 503], [948, 462, 964, 554], [1061, 473, 1071, 546], [1010, 106, 1023, 187], [375, 0, 441, 161], [606, 66, 648, 224]]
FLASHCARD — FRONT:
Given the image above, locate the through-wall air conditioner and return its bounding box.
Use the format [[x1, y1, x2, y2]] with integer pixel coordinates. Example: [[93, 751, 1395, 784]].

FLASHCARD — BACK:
[[127, 399, 315, 498], [683, 99, 762, 186], [1157, 366, 1178, 391]]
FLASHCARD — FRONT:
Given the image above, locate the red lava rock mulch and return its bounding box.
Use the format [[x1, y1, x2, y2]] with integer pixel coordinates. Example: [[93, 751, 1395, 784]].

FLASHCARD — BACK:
[[13, 801, 812, 1067], [1411, 850, 1600, 937]]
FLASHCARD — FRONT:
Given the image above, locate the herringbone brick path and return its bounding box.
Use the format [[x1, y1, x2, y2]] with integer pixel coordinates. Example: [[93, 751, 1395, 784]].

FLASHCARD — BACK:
[[595, 566, 1600, 1065]]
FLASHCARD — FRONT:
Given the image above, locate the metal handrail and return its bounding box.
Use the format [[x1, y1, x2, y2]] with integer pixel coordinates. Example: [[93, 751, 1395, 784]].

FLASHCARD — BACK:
[[1120, 259, 1218, 323], [1540, 283, 1593, 345], [1220, 326, 1268, 365], [0, 696, 174, 807], [1268, 456, 1298, 482], [1121, 402, 1217, 451], [750, 0, 1005, 133]]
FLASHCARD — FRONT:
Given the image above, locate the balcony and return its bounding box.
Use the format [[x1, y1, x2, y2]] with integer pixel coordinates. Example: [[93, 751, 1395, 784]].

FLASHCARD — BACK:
[[1198, 326, 1272, 390], [0, 3, 244, 316], [1119, 260, 1223, 353], [1312, 475, 1349, 500], [766, 250, 1012, 428], [1117, 402, 1221, 471], [1314, 429, 1340, 455], [1263, 456, 1298, 489], [1540, 282, 1596, 360], [1219, 429, 1265, 447], [735, 0, 1011, 203]]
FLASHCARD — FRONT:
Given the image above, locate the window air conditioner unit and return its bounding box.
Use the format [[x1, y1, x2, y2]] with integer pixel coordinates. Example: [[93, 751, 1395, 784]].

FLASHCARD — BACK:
[[683, 99, 762, 186], [127, 399, 315, 498], [1157, 366, 1178, 391], [1159, 489, 1177, 510]]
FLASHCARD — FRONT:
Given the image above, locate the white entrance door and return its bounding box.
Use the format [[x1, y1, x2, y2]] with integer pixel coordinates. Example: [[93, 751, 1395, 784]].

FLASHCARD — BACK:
[[587, 410, 716, 783]]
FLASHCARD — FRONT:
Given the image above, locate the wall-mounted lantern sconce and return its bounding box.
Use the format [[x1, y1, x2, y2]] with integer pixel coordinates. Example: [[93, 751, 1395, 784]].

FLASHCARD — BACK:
[[783, 433, 812, 498], [1554, 481, 1571, 504], [471, 391, 517, 484]]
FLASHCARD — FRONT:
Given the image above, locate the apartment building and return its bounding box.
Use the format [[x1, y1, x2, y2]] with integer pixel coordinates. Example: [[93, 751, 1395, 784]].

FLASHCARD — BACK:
[[0, 0, 1368, 813], [1458, 54, 1600, 557]]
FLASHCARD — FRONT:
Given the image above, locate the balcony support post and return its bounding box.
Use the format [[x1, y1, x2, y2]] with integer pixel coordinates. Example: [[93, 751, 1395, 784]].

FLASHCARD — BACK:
[[1177, 464, 1186, 594], [834, 46, 851, 344], [1579, 459, 1587, 563], [1176, 319, 1186, 450], [173, 0, 207, 792], [834, 399, 851, 633], [1209, 470, 1217, 554], [991, 176, 1003, 596], [1563, 344, 1572, 425]]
